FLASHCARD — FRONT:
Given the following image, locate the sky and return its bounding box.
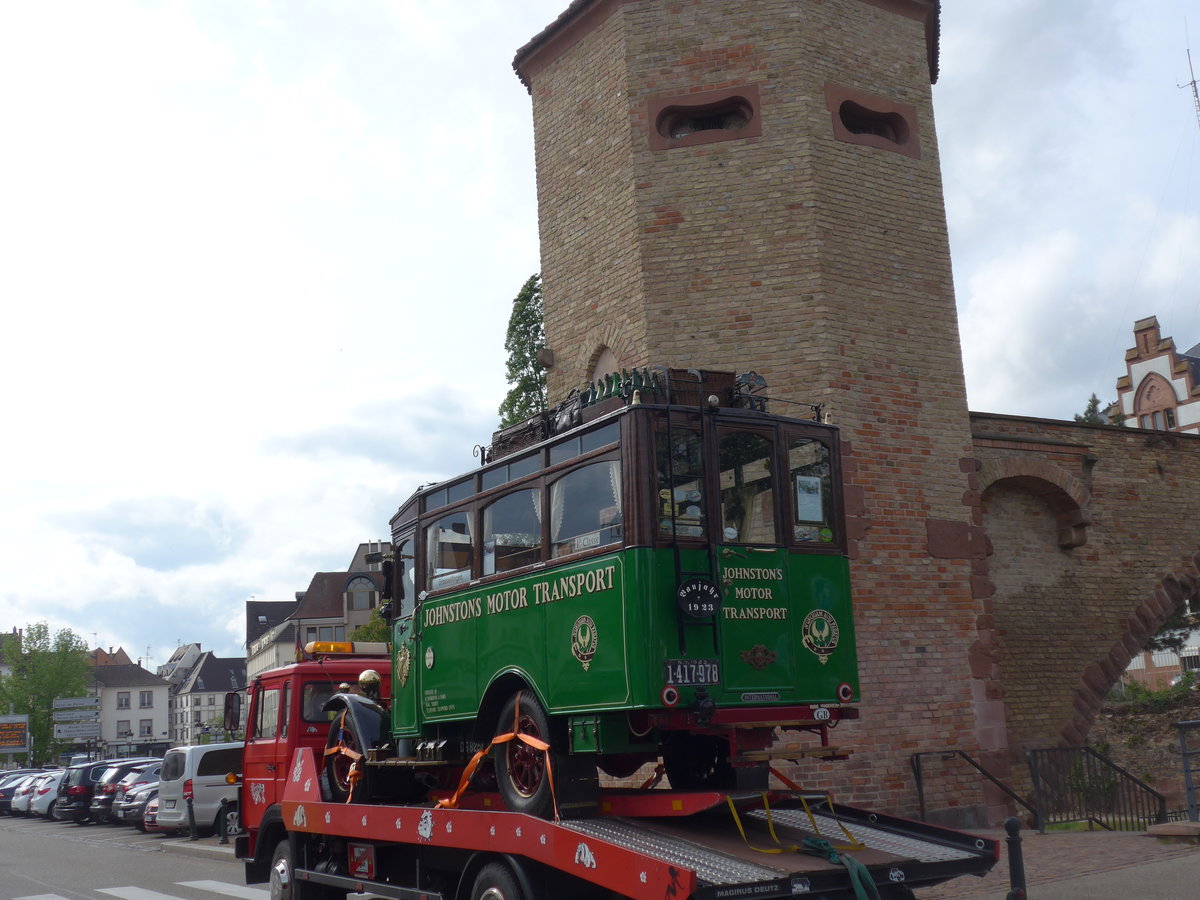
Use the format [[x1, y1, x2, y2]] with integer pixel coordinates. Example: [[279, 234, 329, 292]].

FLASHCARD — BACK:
[[1, 1, 1197, 668]]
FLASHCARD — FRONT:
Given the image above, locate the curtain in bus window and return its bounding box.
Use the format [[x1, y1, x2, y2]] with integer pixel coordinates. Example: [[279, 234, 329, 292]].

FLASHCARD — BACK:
[[718, 431, 776, 544], [426, 511, 474, 590], [483, 488, 543, 575], [550, 460, 623, 557]]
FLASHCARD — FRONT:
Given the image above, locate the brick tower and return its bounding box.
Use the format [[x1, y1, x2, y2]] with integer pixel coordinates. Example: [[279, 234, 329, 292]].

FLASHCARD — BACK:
[[516, 1, 1002, 825]]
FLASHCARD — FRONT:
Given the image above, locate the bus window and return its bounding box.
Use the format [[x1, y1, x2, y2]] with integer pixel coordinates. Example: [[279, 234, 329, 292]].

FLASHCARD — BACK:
[[655, 426, 706, 539], [395, 536, 416, 610], [426, 511, 474, 591], [483, 488, 543, 575], [550, 461, 622, 557], [718, 430, 776, 544], [788, 436, 833, 542]]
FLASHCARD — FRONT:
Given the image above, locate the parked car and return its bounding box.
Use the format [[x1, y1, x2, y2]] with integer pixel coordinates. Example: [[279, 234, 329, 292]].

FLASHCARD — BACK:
[[114, 761, 160, 808], [8, 774, 42, 816], [88, 758, 160, 825], [115, 784, 158, 831], [55, 758, 124, 823], [155, 742, 241, 835], [0, 770, 46, 815], [142, 795, 161, 831], [30, 770, 67, 818]]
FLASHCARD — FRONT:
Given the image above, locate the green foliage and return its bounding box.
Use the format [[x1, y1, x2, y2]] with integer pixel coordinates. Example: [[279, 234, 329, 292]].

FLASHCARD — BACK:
[[349, 608, 391, 644], [0, 622, 90, 764], [1119, 673, 1195, 714], [498, 274, 547, 428], [1144, 601, 1199, 654], [1074, 393, 1107, 424]]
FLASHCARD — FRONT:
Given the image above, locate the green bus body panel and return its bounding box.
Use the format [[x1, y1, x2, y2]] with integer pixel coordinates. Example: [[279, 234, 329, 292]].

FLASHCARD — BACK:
[[390, 547, 857, 738]]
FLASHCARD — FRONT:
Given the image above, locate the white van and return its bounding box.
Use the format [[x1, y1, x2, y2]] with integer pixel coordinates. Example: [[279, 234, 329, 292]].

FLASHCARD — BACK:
[[155, 742, 242, 835]]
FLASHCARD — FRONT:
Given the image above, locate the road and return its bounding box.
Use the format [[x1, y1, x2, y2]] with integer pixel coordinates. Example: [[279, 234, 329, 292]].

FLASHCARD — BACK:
[[0, 815, 257, 900]]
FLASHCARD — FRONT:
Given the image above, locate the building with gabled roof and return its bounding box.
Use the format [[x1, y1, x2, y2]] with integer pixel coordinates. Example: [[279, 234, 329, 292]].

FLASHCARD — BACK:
[[1116, 316, 1200, 433], [245, 599, 301, 680], [171, 652, 246, 745], [288, 542, 389, 655]]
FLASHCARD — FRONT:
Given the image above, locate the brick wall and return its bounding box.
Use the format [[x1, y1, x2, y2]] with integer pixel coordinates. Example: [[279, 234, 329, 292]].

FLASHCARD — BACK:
[[521, 0, 1001, 826]]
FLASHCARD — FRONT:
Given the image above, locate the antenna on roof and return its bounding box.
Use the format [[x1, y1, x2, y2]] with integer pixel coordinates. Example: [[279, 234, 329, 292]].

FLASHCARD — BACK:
[[1181, 31, 1200, 132]]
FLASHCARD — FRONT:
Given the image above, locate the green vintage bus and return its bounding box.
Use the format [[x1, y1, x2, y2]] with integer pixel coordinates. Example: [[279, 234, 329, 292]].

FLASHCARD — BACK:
[[371, 368, 858, 817]]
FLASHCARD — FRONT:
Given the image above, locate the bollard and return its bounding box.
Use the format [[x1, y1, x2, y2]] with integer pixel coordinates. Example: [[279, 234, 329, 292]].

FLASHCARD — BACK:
[[218, 798, 229, 845], [1003, 816, 1028, 900], [186, 794, 198, 841]]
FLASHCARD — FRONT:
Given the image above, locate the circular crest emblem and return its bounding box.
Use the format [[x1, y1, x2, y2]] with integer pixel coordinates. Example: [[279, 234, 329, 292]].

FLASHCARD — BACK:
[[676, 578, 721, 618], [424, 646, 436, 670], [801, 609, 840, 664], [571, 615, 598, 671], [397, 644, 411, 687]]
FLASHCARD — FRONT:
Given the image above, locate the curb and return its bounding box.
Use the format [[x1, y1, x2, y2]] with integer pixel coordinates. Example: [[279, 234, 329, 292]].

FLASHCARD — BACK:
[[160, 835, 238, 859]]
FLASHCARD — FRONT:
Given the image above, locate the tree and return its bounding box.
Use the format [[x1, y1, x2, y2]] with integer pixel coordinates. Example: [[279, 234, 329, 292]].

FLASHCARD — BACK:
[[498, 274, 547, 428], [1074, 393, 1107, 424], [349, 608, 391, 644], [0, 622, 90, 764]]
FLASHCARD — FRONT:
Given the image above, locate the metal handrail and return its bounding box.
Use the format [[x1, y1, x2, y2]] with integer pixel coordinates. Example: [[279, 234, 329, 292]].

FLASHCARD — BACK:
[[911, 750, 1038, 823], [1027, 746, 1167, 833], [1177, 719, 1200, 823]]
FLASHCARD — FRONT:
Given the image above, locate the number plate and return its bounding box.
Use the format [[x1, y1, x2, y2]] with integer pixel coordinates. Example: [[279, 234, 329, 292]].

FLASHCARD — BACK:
[[663, 659, 720, 686]]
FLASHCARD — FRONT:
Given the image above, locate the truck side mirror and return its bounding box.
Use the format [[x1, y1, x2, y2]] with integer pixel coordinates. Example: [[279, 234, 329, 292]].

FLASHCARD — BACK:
[[223, 691, 242, 734]]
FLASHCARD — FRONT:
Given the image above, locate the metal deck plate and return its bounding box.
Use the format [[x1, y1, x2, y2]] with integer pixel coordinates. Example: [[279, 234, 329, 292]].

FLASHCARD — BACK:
[[564, 818, 784, 886], [745, 808, 978, 863]]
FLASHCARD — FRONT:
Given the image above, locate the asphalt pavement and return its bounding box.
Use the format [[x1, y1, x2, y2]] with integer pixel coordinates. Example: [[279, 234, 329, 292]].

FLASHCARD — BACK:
[[166, 823, 1200, 899]]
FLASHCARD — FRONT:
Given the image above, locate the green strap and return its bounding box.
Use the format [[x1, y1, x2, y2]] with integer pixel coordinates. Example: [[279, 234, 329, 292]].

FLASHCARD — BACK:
[[802, 838, 881, 900]]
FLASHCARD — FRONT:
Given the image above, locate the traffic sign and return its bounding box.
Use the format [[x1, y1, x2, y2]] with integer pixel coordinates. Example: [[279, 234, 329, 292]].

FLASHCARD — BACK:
[[52, 708, 99, 722], [1, 715, 28, 750], [54, 722, 100, 739], [53, 696, 99, 709]]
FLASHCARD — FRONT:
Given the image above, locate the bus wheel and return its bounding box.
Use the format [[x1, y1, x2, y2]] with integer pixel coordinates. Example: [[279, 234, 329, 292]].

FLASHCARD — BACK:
[[325, 710, 369, 802], [663, 734, 735, 789], [495, 689, 560, 818], [471, 861, 526, 900]]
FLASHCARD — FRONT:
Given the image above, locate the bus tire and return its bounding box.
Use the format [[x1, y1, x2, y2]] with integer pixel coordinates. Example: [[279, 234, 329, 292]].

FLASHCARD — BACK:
[[325, 710, 370, 802], [495, 689, 560, 819], [269, 839, 294, 900], [471, 861, 525, 900]]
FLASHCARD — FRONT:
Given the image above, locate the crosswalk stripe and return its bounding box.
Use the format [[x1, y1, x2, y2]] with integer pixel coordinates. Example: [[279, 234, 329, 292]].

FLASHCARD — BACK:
[[98, 889, 187, 900], [178, 881, 269, 898], [14, 895, 68, 900]]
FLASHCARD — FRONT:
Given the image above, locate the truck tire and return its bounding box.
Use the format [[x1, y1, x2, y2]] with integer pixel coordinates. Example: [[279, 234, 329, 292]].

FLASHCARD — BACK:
[[270, 839, 295, 900], [494, 689, 561, 818], [471, 862, 526, 900]]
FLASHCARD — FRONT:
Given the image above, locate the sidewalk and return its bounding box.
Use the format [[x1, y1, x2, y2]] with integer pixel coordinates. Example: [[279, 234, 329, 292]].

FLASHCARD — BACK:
[[916, 827, 1200, 900]]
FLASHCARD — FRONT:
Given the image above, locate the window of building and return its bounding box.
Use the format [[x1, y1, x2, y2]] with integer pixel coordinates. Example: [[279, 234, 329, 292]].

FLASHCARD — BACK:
[[139, 719, 152, 737], [648, 85, 762, 151], [117, 692, 130, 709], [208, 695, 215, 705], [1134, 373, 1178, 431], [346, 575, 377, 611], [139, 690, 153, 708], [483, 488, 543, 575], [193, 711, 202, 725], [825, 82, 921, 159]]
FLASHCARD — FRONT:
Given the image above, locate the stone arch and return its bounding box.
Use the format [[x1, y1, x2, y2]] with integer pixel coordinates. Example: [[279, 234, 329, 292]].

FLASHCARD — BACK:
[[582, 323, 633, 381], [977, 459, 1092, 548], [1059, 561, 1200, 746], [1133, 372, 1180, 430]]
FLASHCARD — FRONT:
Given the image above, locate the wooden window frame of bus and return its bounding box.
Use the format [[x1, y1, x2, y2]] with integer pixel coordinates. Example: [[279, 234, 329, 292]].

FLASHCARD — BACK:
[[415, 424, 625, 598]]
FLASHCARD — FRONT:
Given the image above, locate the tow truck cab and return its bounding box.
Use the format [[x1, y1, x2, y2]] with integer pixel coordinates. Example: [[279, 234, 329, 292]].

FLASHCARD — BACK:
[[226, 642, 390, 879]]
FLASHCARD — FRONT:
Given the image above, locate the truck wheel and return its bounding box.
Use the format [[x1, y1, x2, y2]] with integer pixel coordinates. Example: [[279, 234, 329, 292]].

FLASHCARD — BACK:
[[471, 862, 525, 900], [494, 689, 560, 818], [663, 734, 735, 789], [270, 840, 294, 900]]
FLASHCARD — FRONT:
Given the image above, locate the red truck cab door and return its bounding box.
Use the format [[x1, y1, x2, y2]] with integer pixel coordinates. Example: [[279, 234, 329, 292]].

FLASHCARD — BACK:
[[242, 678, 287, 833]]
